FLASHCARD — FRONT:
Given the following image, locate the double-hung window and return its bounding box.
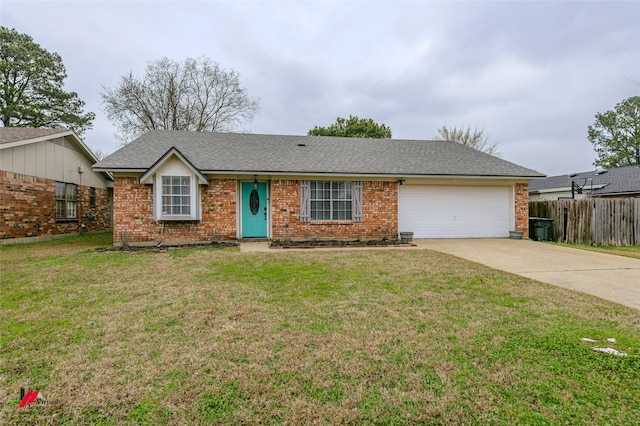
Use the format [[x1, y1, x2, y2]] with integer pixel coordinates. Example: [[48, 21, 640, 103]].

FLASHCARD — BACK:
[[300, 180, 363, 222], [140, 149, 205, 221], [161, 176, 191, 216], [89, 187, 96, 208], [311, 181, 352, 220], [55, 182, 78, 220]]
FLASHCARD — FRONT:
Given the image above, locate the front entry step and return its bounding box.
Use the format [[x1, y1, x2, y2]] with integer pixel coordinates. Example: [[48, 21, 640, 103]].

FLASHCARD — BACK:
[[239, 241, 271, 253]]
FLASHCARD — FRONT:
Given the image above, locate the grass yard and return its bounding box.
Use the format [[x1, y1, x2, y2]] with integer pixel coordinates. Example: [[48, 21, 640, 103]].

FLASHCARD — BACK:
[[1, 232, 639, 425], [549, 242, 640, 260]]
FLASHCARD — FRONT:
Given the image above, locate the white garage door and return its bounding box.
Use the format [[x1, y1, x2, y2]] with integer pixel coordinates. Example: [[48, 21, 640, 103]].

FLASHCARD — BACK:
[[398, 185, 512, 238]]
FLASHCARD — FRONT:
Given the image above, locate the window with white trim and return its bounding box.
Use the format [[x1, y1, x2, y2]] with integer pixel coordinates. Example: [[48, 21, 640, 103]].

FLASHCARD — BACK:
[[300, 180, 363, 222], [141, 153, 203, 221], [161, 176, 191, 216], [312, 181, 352, 220], [55, 182, 78, 220]]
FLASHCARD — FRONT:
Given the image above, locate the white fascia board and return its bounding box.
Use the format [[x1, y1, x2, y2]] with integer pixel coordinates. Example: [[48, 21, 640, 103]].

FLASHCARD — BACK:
[[532, 187, 573, 194], [0, 130, 73, 150], [200, 170, 541, 180], [67, 132, 100, 164], [93, 168, 148, 173], [1, 129, 100, 164], [139, 147, 208, 185], [100, 169, 541, 181], [593, 191, 640, 197], [86, 168, 115, 181], [533, 184, 607, 194]]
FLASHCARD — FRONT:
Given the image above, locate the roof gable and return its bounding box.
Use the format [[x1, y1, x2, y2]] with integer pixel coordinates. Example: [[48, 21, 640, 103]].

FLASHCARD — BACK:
[[0, 127, 69, 145], [94, 130, 544, 179], [140, 147, 208, 185], [0, 127, 99, 163]]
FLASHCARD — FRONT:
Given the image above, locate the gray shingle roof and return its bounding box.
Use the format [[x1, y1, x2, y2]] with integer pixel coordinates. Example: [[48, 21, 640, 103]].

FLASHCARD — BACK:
[[94, 130, 544, 178], [529, 166, 640, 196], [0, 127, 69, 144]]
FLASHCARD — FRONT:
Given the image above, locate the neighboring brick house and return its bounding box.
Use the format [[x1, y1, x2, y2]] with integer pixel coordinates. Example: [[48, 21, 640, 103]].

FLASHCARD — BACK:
[[93, 130, 543, 246], [1, 128, 113, 241]]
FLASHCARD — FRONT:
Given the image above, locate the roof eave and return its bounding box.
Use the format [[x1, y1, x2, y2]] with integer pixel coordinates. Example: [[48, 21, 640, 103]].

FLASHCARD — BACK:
[[529, 184, 608, 193], [201, 170, 543, 179], [92, 167, 148, 173], [0, 129, 71, 149], [592, 190, 640, 197], [102, 168, 541, 180], [0, 129, 100, 163]]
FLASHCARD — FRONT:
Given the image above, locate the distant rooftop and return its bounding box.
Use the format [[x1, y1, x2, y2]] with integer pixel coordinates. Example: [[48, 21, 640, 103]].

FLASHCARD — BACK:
[[529, 165, 640, 196], [0, 127, 69, 144]]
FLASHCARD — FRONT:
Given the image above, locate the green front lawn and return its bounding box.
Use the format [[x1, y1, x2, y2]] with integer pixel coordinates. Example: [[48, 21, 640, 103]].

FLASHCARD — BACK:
[[550, 242, 640, 259], [1, 233, 639, 425]]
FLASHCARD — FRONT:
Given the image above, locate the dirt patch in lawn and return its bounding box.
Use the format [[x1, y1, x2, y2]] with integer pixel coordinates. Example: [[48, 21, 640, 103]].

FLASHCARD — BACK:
[[98, 240, 238, 252]]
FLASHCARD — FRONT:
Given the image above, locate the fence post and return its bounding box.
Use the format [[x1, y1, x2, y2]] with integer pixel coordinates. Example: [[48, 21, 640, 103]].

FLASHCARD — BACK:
[[529, 198, 638, 246]]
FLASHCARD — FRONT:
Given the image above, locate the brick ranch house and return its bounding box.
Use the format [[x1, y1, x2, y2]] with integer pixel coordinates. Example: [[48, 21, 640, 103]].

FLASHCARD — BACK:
[[1, 128, 113, 241], [93, 130, 544, 246]]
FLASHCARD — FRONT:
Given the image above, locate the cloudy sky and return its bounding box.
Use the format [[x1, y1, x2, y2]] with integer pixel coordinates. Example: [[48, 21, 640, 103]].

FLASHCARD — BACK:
[[2, 0, 639, 176]]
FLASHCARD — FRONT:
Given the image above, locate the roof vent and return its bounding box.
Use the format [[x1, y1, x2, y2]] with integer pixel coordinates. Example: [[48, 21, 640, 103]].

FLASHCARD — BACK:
[[596, 170, 608, 175], [297, 143, 306, 147]]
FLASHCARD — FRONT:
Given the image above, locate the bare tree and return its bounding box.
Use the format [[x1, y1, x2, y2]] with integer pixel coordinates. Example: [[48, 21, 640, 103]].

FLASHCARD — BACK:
[[435, 125, 501, 157], [91, 148, 106, 161], [101, 57, 260, 143]]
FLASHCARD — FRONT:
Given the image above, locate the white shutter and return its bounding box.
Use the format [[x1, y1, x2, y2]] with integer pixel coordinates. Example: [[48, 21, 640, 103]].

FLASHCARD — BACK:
[[352, 181, 363, 222], [153, 174, 159, 220], [300, 180, 310, 222]]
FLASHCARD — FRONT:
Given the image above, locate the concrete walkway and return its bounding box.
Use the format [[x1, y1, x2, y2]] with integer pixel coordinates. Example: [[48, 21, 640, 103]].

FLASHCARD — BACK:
[[415, 239, 640, 311]]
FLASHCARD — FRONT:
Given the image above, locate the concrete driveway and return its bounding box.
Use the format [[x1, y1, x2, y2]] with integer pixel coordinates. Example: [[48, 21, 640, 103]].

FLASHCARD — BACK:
[[415, 239, 640, 311]]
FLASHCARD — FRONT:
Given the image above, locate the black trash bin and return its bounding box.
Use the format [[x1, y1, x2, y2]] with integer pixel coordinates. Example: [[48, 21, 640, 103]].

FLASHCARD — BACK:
[[529, 217, 554, 241]]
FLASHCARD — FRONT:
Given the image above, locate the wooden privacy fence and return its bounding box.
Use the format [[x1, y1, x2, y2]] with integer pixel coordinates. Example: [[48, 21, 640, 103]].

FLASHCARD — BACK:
[[529, 199, 640, 246]]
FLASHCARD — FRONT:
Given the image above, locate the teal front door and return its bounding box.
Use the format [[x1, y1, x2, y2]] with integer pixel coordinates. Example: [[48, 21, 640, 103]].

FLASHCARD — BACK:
[[241, 181, 268, 238]]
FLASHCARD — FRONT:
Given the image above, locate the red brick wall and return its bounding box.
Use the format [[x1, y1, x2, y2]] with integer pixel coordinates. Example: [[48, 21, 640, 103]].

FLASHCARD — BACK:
[[113, 178, 529, 243], [0, 170, 111, 240], [514, 183, 529, 237], [113, 177, 397, 244], [112, 177, 237, 244], [271, 179, 398, 241]]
